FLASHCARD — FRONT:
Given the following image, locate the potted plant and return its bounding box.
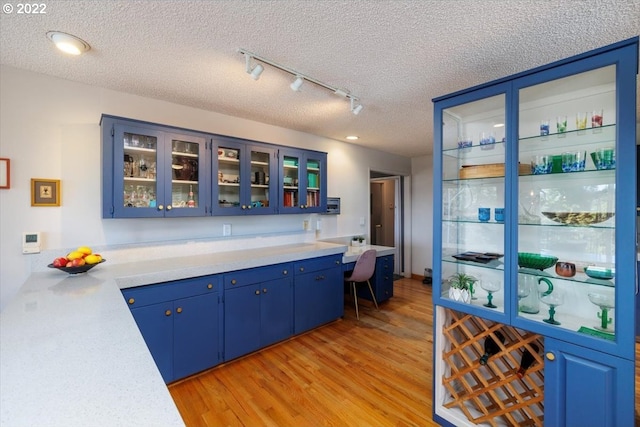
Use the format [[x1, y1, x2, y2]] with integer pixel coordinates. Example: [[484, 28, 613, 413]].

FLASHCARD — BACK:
[[351, 236, 366, 247], [446, 273, 476, 303]]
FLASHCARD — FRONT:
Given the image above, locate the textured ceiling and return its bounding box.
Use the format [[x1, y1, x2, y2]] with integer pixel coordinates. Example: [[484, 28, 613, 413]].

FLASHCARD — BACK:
[[1, 0, 639, 157]]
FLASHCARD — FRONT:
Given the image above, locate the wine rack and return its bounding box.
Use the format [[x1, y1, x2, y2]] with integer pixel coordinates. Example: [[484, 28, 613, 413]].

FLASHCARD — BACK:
[[441, 309, 544, 426]]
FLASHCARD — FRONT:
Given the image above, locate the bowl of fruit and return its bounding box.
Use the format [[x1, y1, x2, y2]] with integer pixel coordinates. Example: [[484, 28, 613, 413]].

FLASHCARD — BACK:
[[48, 246, 106, 274]]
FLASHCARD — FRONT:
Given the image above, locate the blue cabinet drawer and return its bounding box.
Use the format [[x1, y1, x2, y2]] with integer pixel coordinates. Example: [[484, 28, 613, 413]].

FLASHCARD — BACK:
[[122, 275, 220, 308], [224, 262, 292, 289], [378, 255, 393, 271], [294, 254, 341, 275]]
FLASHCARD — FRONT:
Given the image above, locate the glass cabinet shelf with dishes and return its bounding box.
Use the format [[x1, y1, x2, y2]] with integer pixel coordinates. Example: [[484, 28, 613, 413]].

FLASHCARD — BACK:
[[432, 38, 637, 427], [211, 136, 278, 216], [101, 117, 210, 218]]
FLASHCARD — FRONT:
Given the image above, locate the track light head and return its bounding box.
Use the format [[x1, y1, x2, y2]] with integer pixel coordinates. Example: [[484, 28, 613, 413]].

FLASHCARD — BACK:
[[244, 53, 264, 80], [350, 97, 363, 115], [290, 76, 304, 92], [250, 64, 264, 80]]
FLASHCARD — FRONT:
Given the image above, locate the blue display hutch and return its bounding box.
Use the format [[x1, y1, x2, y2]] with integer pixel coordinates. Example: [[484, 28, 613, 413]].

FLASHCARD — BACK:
[[431, 38, 638, 426]]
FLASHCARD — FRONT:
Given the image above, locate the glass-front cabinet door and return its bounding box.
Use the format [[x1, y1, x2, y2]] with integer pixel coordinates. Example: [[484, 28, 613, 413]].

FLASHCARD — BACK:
[[435, 87, 509, 321], [112, 124, 165, 218], [166, 132, 208, 217], [279, 148, 327, 214], [248, 146, 277, 215], [109, 124, 208, 218], [513, 60, 635, 354], [214, 139, 243, 215], [212, 137, 277, 215]]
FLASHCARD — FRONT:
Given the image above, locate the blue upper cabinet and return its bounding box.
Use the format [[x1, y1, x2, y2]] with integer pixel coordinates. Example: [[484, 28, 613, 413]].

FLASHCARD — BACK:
[[101, 116, 210, 218], [278, 147, 327, 214], [102, 116, 328, 217], [211, 136, 278, 215], [432, 38, 638, 359]]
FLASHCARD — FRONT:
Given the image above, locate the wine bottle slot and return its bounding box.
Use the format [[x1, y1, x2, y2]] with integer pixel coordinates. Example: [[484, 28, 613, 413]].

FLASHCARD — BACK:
[[516, 343, 540, 378], [479, 331, 505, 365]]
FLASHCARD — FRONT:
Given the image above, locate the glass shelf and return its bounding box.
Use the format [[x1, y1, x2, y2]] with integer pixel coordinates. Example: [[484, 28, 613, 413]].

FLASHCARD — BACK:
[[443, 140, 506, 159], [518, 267, 615, 288], [519, 124, 615, 145]]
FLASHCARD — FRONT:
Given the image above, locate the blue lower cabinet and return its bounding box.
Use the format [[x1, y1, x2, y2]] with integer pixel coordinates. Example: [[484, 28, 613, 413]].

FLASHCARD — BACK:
[[294, 255, 343, 334], [122, 276, 221, 383], [374, 255, 394, 303], [224, 278, 293, 361], [173, 293, 221, 381], [128, 302, 174, 383], [544, 337, 634, 427]]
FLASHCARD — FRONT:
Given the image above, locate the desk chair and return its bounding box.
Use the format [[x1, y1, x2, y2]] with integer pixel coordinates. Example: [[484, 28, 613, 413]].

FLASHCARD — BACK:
[[344, 249, 378, 320]]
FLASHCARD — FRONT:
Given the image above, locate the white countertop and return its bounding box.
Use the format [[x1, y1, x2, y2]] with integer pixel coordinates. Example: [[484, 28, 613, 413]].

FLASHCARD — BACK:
[[0, 242, 346, 427], [342, 244, 395, 264]]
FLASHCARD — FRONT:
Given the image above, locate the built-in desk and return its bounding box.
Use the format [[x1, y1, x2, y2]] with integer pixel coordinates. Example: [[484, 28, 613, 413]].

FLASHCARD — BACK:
[[342, 245, 395, 303]]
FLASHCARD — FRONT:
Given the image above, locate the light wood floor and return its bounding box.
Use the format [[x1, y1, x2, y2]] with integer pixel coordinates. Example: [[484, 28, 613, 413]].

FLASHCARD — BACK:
[[169, 277, 436, 427], [169, 278, 640, 427]]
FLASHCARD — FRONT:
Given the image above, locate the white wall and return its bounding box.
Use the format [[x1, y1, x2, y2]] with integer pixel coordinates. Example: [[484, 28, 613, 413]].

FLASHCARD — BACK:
[[0, 65, 412, 309], [411, 154, 434, 278]]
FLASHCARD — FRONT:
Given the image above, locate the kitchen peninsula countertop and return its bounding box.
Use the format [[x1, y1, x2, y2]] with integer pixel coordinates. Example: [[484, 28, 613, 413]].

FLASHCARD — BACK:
[[0, 242, 346, 427]]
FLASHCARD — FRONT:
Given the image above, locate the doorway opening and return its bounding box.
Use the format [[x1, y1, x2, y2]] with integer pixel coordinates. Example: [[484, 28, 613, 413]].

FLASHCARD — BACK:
[[370, 171, 403, 277]]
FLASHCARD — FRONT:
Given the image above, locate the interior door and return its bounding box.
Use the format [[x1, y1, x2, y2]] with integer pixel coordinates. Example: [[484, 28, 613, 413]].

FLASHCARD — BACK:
[[370, 180, 395, 247], [370, 182, 383, 244]]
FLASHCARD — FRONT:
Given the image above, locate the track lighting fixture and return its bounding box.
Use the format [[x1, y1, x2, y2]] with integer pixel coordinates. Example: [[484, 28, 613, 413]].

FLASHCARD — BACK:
[[350, 98, 364, 115], [238, 48, 363, 115], [290, 76, 304, 92], [46, 31, 91, 55], [244, 53, 264, 80]]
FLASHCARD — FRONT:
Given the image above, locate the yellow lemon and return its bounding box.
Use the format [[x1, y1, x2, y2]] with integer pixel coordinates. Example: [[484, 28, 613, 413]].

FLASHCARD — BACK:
[[67, 251, 85, 260], [77, 246, 92, 255], [84, 254, 101, 265]]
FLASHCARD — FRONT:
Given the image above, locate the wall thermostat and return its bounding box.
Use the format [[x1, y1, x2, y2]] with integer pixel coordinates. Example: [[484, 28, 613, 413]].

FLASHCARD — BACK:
[[22, 232, 41, 254]]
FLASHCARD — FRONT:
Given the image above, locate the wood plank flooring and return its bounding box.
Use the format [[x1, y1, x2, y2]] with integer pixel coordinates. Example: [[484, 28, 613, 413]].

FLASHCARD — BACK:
[[169, 277, 437, 427], [169, 278, 640, 427]]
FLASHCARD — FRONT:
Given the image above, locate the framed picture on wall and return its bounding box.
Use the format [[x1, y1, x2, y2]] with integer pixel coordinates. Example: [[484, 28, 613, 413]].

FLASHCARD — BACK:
[[31, 178, 60, 206], [0, 158, 9, 189]]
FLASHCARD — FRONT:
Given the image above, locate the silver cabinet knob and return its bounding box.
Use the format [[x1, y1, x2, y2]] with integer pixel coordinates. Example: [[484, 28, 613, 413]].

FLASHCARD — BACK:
[[545, 352, 555, 361]]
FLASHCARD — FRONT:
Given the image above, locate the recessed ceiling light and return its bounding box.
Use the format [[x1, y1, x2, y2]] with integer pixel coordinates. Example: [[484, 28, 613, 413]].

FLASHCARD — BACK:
[[493, 123, 505, 128], [346, 136, 359, 140], [46, 31, 90, 55]]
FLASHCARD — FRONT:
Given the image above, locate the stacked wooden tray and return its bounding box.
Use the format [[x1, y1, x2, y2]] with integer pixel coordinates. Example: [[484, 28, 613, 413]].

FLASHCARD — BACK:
[[460, 163, 531, 179]]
